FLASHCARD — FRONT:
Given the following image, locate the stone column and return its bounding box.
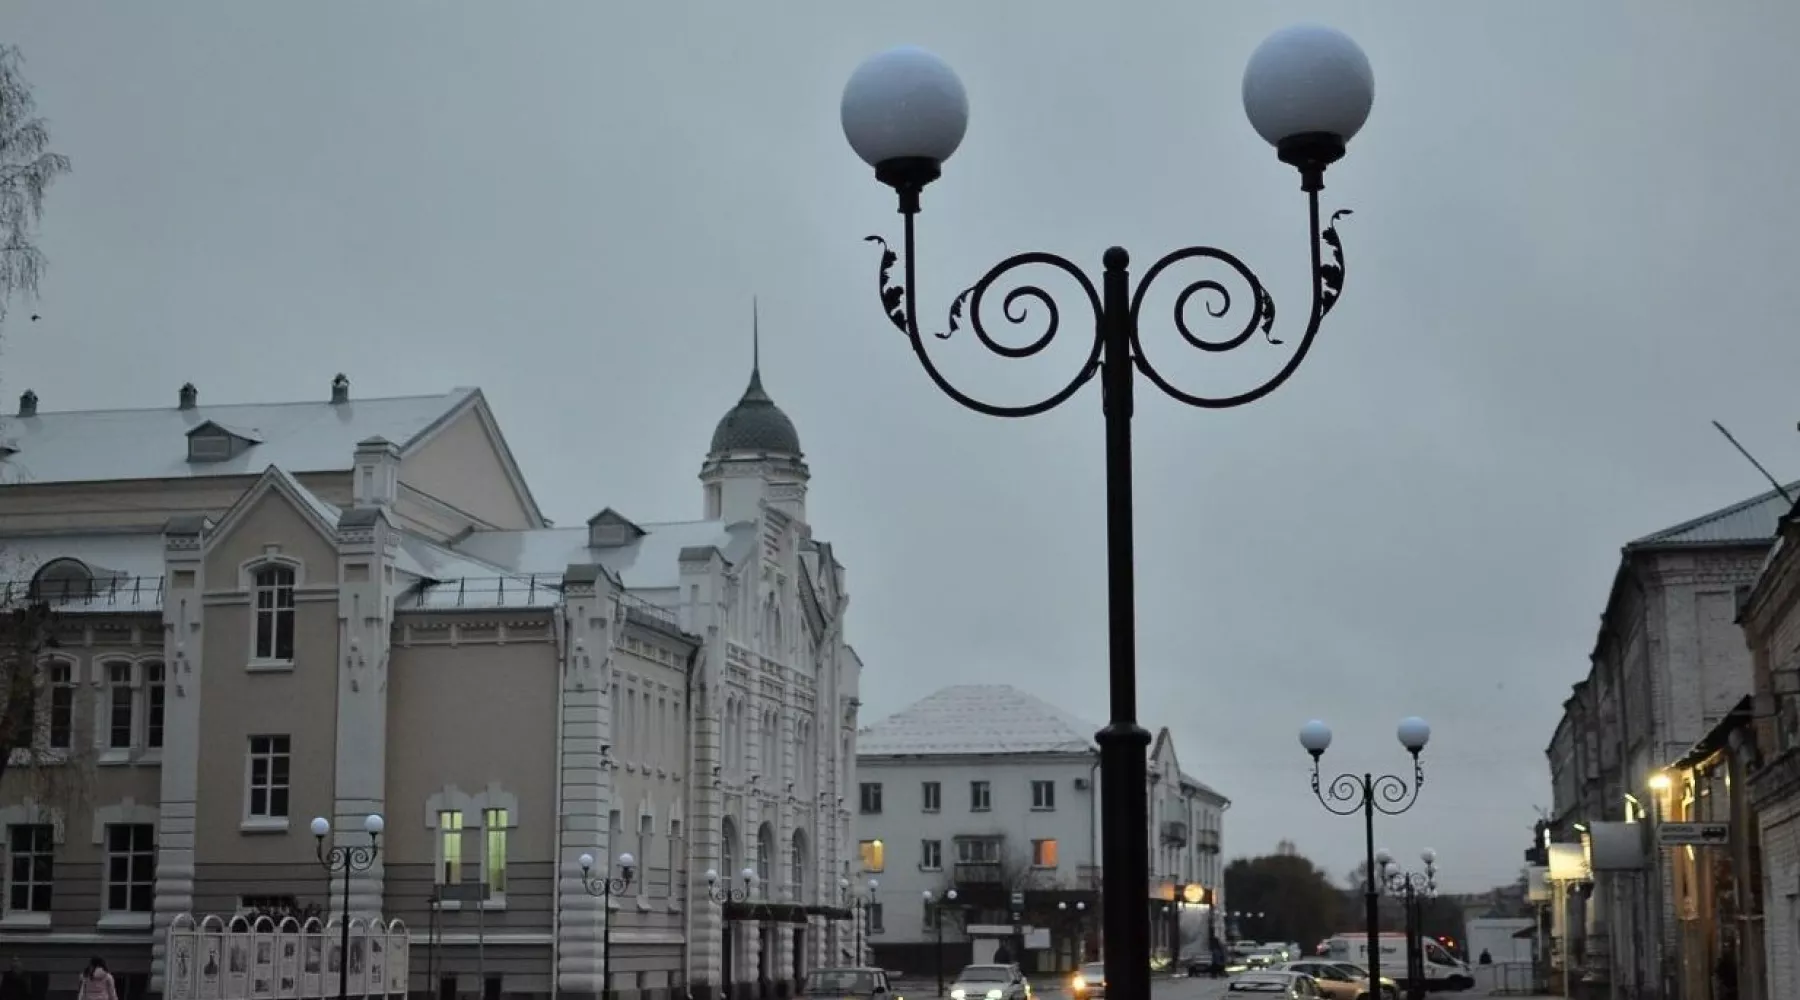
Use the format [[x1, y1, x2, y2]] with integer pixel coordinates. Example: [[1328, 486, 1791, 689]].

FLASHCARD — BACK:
[[151, 516, 208, 993], [555, 567, 620, 999], [331, 508, 393, 920]]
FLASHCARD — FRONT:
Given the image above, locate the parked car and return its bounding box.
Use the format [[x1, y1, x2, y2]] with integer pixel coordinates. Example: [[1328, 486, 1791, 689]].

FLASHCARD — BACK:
[[949, 964, 1030, 1000], [1323, 963, 1398, 999], [1070, 961, 1107, 999], [803, 968, 895, 1000], [1275, 961, 1387, 1000], [1228, 970, 1321, 997], [1246, 947, 1287, 969]]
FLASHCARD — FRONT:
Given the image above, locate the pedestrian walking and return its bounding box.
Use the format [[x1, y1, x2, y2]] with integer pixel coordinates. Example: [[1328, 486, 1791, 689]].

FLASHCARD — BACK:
[[0, 958, 31, 1000], [75, 959, 116, 1000], [1478, 949, 1492, 966]]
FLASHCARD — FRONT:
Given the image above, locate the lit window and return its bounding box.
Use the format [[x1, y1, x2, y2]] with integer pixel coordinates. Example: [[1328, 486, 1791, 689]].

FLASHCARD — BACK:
[[859, 839, 885, 873], [484, 809, 508, 894], [252, 565, 296, 661], [245, 735, 290, 819], [1032, 839, 1059, 868], [6, 824, 54, 914], [438, 811, 463, 885], [105, 824, 155, 913]]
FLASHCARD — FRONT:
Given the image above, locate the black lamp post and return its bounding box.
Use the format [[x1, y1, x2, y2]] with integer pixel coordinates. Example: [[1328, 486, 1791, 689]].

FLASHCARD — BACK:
[[925, 889, 961, 996], [1379, 850, 1437, 1000], [1056, 899, 1088, 966], [1299, 718, 1431, 1000], [838, 27, 1377, 1000], [707, 867, 757, 1000], [578, 851, 637, 1000], [838, 877, 878, 966], [309, 814, 383, 1000]]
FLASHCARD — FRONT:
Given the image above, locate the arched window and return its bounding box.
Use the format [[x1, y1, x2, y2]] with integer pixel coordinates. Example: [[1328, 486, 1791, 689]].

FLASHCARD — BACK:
[[721, 817, 739, 879], [790, 829, 809, 899], [755, 823, 774, 884], [252, 564, 296, 662]]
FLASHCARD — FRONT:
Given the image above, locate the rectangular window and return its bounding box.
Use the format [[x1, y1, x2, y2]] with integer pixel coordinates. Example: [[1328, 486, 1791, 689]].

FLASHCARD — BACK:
[[253, 565, 296, 661], [145, 664, 165, 749], [484, 808, 508, 894], [859, 839, 885, 873], [859, 782, 883, 814], [105, 824, 155, 913], [108, 662, 135, 749], [438, 812, 463, 885], [246, 735, 291, 819], [1032, 838, 1059, 868], [921, 839, 942, 871], [867, 902, 884, 933], [46, 662, 73, 751], [1031, 780, 1055, 811], [922, 781, 941, 813], [956, 838, 1000, 864], [970, 780, 991, 812], [7, 824, 54, 913]]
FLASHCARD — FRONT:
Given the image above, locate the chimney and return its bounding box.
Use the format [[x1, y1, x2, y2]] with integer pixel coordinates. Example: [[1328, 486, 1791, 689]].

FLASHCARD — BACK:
[[352, 436, 401, 507], [178, 383, 198, 410], [330, 373, 350, 405], [17, 390, 36, 418]]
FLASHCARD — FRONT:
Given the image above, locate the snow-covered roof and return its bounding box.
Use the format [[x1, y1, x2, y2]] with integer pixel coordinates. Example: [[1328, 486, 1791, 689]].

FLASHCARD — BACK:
[[393, 533, 562, 610], [456, 519, 757, 591], [857, 684, 1101, 757], [0, 389, 474, 485]]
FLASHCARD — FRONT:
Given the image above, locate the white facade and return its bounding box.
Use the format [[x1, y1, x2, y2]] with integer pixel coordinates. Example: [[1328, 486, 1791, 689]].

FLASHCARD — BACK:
[[851, 685, 1227, 960]]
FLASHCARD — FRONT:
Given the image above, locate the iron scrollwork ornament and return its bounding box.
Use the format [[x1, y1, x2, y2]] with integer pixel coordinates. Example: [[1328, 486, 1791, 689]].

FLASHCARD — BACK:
[[865, 195, 1353, 417]]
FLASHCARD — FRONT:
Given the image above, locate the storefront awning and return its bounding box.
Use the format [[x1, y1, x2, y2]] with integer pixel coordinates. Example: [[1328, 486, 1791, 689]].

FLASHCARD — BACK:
[[1670, 695, 1754, 770]]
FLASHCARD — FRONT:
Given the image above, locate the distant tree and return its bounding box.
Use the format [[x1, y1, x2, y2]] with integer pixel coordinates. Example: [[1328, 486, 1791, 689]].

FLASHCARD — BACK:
[[1224, 852, 1343, 949], [0, 43, 70, 326]]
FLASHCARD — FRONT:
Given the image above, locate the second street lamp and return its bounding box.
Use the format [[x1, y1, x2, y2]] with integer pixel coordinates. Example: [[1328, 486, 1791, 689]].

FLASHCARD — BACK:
[[578, 852, 636, 1000], [310, 814, 383, 1000], [707, 867, 757, 1000], [925, 889, 961, 996], [840, 26, 1376, 1000], [1379, 849, 1438, 1000], [839, 877, 878, 965], [1299, 717, 1431, 1000]]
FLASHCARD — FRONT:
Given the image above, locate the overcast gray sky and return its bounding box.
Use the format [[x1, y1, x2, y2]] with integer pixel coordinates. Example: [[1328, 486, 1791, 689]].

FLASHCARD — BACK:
[[10, 3, 1800, 891]]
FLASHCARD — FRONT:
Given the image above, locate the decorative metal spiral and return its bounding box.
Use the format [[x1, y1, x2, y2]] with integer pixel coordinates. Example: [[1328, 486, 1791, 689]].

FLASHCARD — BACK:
[[707, 882, 752, 905], [1310, 759, 1426, 818], [317, 843, 379, 874], [864, 189, 1351, 418], [1382, 870, 1435, 896], [581, 871, 633, 898]]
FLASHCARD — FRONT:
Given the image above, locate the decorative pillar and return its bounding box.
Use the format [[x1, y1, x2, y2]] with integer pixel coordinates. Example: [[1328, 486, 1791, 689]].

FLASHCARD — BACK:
[[556, 565, 621, 999], [331, 507, 395, 919], [151, 515, 210, 993]]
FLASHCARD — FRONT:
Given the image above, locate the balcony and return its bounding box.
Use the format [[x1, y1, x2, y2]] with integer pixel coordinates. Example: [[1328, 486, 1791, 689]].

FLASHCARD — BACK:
[[1160, 821, 1189, 847], [954, 862, 1004, 884], [1195, 829, 1221, 854]]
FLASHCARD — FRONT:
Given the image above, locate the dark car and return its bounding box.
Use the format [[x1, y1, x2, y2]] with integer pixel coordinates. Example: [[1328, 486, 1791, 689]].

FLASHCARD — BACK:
[[1070, 962, 1108, 1000], [804, 967, 894, 1000]]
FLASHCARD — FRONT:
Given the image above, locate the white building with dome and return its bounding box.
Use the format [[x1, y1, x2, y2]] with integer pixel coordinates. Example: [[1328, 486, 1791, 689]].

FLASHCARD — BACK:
[[0, 349, 863, 1000]]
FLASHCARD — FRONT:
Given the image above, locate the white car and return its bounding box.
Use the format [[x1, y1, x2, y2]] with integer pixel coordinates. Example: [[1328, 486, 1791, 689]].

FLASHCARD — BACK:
[[1228, 971, 1321, 997], [1246, 946, 1287, 969], [949, 964, 1030, 1000]]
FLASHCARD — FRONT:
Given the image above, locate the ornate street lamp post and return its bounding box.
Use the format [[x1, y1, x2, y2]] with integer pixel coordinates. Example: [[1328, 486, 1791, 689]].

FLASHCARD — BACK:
[[839, 27, 1377, 1000], [1299, 718, 1431, 1000], [578, 852, 637, 1000], [309, 814, 383, 1000], [1056, 900, 1088, 965], [925, 889, 961, 996], [707, 867, 757, 1000], [1380, 849, 1438, 1000], [838, 877, 878, 966]]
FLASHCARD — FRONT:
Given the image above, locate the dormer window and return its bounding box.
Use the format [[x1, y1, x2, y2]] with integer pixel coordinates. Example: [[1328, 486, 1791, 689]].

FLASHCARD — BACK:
[[586, 508, 646, 550], [185, 421, 263, 464], [31, 558, 94, 602]]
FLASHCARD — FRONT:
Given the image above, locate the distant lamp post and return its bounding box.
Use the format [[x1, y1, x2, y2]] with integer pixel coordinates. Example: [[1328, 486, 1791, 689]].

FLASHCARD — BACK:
[[926, 889, 961, 995], [310, 814, 383, 1000], [840, 28, 1377, 1000], [1380, 849, 1438, 1000], [840, 877, 878, 965], [578, 852, 637, 1000], [1300, 717, 1431, 1000], [708, 867, 757, 1000], [1057, 900, 1089, 964]]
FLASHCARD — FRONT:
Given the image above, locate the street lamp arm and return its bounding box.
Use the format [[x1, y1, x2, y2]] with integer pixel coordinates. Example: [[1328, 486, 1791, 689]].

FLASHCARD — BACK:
[[581, 871, 634, 897], [865, 211, 1104, 419], [316, 842, 379, 874], [1127, 192, 1353, 410], [707, 885, 753, 905], [1369, 761, 1426, 817], [1310, 768, 1369, 817]]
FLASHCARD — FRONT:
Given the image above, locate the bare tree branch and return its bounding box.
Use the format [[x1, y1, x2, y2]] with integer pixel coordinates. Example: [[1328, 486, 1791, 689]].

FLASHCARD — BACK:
[[0, 43, 71, 327]]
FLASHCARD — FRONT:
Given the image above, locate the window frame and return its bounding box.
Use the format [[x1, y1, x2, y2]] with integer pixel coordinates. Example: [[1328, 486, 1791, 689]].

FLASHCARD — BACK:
[[970, 780, 991, 812], [102, 823, 156, 921], [859, 839, 885, 873], [480, 807, 512, 909], [920, 839, 942, 871], [248, 562, 299, 669], [44, 659, 74, 753], [1031, 780, 1055, 811], [4, 823, 55, 926], [436, 810, 465, 889], [859, 782, 883, 815], [921, 781, 940, 813], [96, 659, 164, 763], [1031, 838, 1059, 869], [242, 734, 292, 832]]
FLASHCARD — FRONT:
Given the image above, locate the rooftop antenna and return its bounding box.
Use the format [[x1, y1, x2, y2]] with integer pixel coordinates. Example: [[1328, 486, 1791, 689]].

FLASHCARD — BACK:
[[752, 296, 761, 374], [1712, 420, 1792, 505]]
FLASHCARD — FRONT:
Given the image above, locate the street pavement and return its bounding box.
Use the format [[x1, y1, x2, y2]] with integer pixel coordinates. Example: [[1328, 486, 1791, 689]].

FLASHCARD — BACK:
[[897, 976, 1557, 1000]]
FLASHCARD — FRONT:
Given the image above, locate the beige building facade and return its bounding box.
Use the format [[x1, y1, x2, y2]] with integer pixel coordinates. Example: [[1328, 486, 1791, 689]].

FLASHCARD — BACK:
[[0, 367, 863, 1000]]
